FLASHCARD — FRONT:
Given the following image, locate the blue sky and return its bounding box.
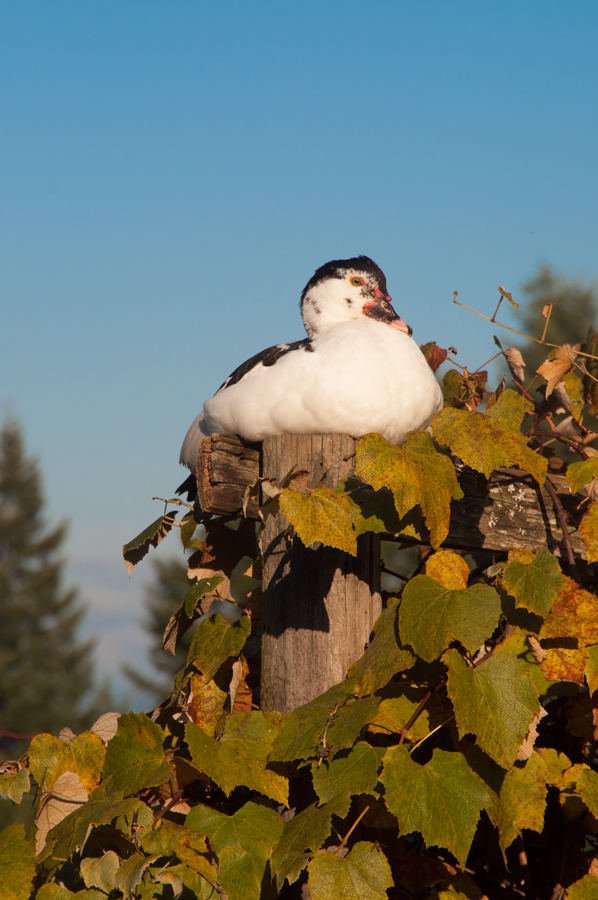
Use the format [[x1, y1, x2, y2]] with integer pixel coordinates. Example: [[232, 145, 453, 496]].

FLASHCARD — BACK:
[[1, 1, 597, 707]]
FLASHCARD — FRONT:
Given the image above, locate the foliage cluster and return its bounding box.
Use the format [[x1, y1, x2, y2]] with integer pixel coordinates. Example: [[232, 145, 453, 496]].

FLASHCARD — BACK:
[[4, 289, 598, 899]]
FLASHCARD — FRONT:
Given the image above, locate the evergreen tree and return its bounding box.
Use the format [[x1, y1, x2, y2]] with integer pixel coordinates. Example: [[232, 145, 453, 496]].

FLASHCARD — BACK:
[[0, 416, 95, 754], [514, 263, 597, 379], [123, 556, 190, 706]]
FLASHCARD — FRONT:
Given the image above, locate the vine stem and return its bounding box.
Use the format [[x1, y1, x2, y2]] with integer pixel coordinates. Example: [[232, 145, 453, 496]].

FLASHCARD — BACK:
[[543, 477, 581, 581], [338, 804, 370, 850], [408, 715, 455, 755], [398, 690, 432, 746]]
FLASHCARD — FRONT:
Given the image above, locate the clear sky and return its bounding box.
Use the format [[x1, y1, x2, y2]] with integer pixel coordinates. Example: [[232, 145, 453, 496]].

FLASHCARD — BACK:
[[1, 1, 597, 707]]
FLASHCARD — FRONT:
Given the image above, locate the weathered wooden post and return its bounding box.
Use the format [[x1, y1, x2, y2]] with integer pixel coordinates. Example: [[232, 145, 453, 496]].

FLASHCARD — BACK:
[[259, 434, 382, 714]]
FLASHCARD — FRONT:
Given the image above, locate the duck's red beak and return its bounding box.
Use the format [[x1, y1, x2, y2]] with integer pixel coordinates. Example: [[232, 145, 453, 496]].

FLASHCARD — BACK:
[[363, 288, 413, 335]]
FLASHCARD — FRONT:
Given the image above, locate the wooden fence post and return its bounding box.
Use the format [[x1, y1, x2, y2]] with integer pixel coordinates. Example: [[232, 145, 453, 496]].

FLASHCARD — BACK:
[[259, 434, 382, 714]]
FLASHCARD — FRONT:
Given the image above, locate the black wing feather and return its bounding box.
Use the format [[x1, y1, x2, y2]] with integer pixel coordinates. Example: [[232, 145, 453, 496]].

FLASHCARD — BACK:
[[216, 339, 314, 393]]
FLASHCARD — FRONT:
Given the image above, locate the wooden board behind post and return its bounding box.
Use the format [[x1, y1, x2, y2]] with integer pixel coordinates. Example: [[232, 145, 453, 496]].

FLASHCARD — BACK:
[[260, 434, 382, 714]]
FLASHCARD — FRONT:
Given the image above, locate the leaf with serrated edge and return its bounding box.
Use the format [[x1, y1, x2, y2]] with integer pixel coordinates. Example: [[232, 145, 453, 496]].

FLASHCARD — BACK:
[[102, 712, 172, 796], [279, 486, 357, 554], [487, 751, 548, 858], [567, 874, 598, 900], [568, 460, 598, 494], [185, 710, 288, 805], [187, 800, 283, 900], [0, 768, 30, 804], [307, 841, 393, 900], [122, 513, 177, 575], [381, 746, 490, 867], [560, 764, 598, 819], [348, 598, 415, 697], [0, 824, 36, 900], [81, 851, 120, 893], [356, 432, 463, 548], [312, 742, 384, 805], [400, 576, 501, 662], [501, 547, 563, 616], [425, 550, 470, 590], [187, 613, 251, 675], [433, 391, 547, 487], [114, 852, 158, 899], [540, 576, 598, 683], [445, 648, 540, 769], [28, 731, 106, 793], [35, 771, 88, 855], [580, 503, 598, 564], [271, 801, 335, 890], [139, 819, 217, 887]]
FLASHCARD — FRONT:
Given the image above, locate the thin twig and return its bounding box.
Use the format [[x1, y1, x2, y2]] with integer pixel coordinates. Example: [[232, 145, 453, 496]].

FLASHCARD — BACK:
[[338, 804, 370, 850], [544, 477, 581, 582], [541, 303, 554, 343], [514, 835, 536, 900], [408, 715, 455, 754], [398, 690, 432, 746]]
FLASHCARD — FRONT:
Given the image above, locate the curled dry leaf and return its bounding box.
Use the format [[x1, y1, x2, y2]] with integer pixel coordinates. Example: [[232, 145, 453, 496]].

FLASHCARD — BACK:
[[536, 344, 577, 397], [90, 712, 121, 745], [498, 286, 519, 309], [58, 727, 76, 744], [527, 635, 547, 665], [503, 347, 526, 383], [36, 770, 88, 855], [516, 706, 548, 761]]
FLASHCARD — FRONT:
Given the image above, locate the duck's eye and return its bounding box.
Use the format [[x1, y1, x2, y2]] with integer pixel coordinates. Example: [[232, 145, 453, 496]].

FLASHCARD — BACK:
[[350, 276, 364, 287]]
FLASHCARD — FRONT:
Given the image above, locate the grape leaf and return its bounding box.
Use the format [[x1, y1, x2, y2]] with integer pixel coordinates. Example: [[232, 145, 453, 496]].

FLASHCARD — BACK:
[[0, 768, 30, 804], [307, 841, 393, 900], [381, 746, 490, 867], [279, 486, 358, 555], [444, 648, 540, 769], [122, 513, 177, 575], [270, 801, 336, 890], [486, 751, 548, 857], [560, 764, 598, 819], [28, 731, 106, 793], [102, 712, 172, 796], [501, 547, 563, 616], [139, 819, 217, 886], [432, 391, 547, 486], [114, 852, 158, 898], [400, 576, 501, 662], [347, 598, 415, 697], [185, 711, 288, 804], [425, 550, 470, 590], [81, 851, 120, 893], [568, 460, 598, 494], [579, 503, 598, 564], [539, 576, 598, 684], [0, 825, 36, 900], [567, 874, 598, 900], [187, 801, 283, 900], [355, 432, 463, 548], [187, 612, 251, 676], [312, 742, 384, 805]]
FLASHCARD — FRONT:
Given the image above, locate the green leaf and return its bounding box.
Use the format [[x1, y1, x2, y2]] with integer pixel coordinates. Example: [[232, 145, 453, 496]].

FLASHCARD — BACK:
[[268, 683, 378, 763], [0, 768, 30, 804], [28, 731, 106, 792], [567, 873, 598, 900], [187, 613, 251, 675], [400, 576, 501, 662], [114, 852, 158, 900], [486, 752, 548, 857], [560, 763, 598, 819], [444, 648, 540, 769], [185, 710, 288, 804], [102, 712, 172, 796], [536, 747, 571, 785], [37, 888, 106, 899], [279, 485, 358, 555], [307, 841, 393, 900], [187, 800, 283, 900], [343, 481, 402, 536], [568, 460, 598, 494], [381, 746, 490, 867], [48, 779, 144, 861], [270, 801, 335, 890], [356, 432, 463, 549], [139, 819, 218, 886], [0, 825, 36, 900], [312, 742, 384, 805], [562, 371, 585, 422], [433, 391, 547, 487], [348, 598, 415, 696], [183, 576, 224, 616], [81, 850, 120, 893], [501, 547, 563, 616], [122, 513, 177, 575]]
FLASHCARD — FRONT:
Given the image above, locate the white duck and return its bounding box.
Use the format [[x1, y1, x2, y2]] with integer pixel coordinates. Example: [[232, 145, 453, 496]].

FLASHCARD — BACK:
[[179, 256, 443, 475]]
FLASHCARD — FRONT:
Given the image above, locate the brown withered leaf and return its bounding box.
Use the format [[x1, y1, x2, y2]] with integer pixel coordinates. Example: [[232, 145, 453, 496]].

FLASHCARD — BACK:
[[584, 326, 598, 415], [503, 347, 526, 383], [420, 342, 448, 372], [536, 344, 577, 397], [186, 672, 227, 737], [36, 770, 88, 854], [187, 518, 257, 586], [230, 657, 254, 713], [122, 513, 178, 575], [516, 707, 549, 761], [498, 286, 519, 309], [90, 712, 121, 745], [539, 577, 598, 683]]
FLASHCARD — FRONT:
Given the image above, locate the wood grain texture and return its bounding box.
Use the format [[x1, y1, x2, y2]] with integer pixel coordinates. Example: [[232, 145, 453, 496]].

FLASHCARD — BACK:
[[194, 434, 586, 560], [260, 434, 382, 713]]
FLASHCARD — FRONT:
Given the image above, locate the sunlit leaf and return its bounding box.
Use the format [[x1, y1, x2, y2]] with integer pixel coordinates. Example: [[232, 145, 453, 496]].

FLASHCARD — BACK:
[[279, 485, 358, 555], [579, 503, 598, 564], [307, 841, 393, 900], [0, 825, 36, 900], [381, 746, 490, 867], [486, 752, 548, 858], [425, 550, 470, 590], [347, 599, 415, 697], [122, 513, 178, 575], [539, 576, 598, 683], [187, 612, 251, 676], [270, 801, 336, 890], [568, 460, 598, 494], [102, 712, 172, 796], [0, 768, 30, 804], [312, 742, 384, 805], [501, 547, 563, 616]]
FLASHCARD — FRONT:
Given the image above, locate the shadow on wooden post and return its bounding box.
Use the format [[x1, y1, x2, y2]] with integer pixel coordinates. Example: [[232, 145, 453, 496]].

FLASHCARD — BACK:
[[260, 435, 381, 714]]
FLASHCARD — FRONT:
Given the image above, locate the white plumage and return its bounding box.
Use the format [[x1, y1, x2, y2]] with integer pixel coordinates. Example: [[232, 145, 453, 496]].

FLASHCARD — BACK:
[[179, 256, 443, 472]]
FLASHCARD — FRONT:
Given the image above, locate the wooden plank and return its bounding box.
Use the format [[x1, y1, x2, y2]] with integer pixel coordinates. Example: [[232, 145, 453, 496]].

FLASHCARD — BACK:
[[194, 434, 586, 561], [260, 434, 382, 713]]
